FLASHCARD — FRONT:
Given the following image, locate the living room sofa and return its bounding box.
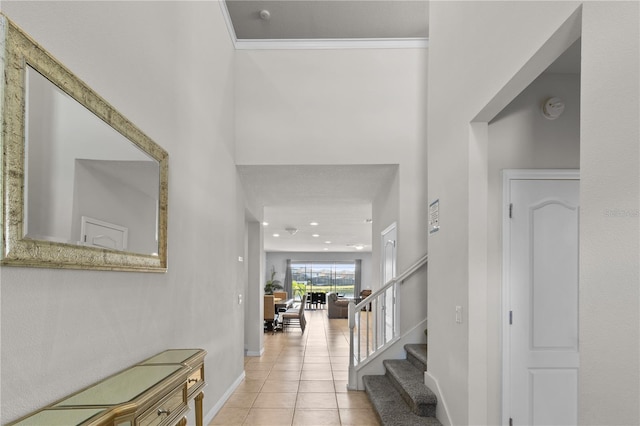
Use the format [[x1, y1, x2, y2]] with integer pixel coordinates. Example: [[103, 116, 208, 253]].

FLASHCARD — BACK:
[[327, 292, 350, 318]]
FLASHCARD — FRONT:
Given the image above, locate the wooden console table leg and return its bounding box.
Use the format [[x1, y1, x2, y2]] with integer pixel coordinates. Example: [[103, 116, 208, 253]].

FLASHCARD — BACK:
[[195, 391, 204, 426]]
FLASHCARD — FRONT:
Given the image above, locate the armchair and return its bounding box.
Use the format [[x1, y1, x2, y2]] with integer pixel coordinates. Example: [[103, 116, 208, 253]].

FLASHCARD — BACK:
[[360, 289, 372, 311], [360, 289, 372, 298]]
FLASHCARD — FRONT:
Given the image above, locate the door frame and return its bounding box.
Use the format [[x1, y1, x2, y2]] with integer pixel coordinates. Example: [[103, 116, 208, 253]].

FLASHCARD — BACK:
[[501, 169, 580, 424], [380, 222, 397, 344], [380, 222, 397, 285]]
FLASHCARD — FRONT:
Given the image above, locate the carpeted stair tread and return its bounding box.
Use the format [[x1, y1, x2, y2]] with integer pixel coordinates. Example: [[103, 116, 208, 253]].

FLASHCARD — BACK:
[[363, 375, 442, 426], [383, 359, 437, 417], [405, 344, 428, 371]]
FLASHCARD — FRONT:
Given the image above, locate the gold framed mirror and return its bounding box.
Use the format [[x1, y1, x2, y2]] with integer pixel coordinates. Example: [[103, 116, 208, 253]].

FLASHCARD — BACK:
[[0, 15, 168, 272]]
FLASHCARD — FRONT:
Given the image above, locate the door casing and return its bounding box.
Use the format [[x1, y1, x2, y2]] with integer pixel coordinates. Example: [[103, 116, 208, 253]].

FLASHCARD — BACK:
[[381, 222, 397, 344]]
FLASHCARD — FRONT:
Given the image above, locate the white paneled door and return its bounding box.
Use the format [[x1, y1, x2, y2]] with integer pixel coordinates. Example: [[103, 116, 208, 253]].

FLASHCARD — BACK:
[[504, 172, 579, 426]]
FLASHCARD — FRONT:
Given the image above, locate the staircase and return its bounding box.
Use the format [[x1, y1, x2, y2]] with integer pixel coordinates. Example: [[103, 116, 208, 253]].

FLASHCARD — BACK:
[[363, 344, 441, 426]]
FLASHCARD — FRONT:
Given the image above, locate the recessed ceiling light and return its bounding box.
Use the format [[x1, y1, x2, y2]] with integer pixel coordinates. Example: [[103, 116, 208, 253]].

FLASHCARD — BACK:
[[310, 222, 319, 226], [323, 248, 329, 251], [324, 241, 331, 244], [312, 234, 320, 238], [273, 233, 280, 237], [347, 243, 365, 250]]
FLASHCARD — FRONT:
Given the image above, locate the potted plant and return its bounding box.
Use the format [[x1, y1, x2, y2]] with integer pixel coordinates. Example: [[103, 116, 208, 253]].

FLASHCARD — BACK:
[[264, 268, 284, 294], [292, 281, 307, 301]]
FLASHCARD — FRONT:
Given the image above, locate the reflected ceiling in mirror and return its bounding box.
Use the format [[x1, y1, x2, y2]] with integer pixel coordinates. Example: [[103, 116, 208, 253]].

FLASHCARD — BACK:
[[1, 15, 168, 272]]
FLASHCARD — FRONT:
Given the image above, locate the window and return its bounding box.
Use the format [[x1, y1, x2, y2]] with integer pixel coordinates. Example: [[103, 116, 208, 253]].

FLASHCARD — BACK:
[[291, 261, 358, 299]]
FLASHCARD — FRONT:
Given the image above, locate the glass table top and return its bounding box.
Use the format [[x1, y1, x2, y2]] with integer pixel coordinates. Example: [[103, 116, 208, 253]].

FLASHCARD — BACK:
[[54, 365, 184, 407], [11, 408, 106, 426], [141, 349, 201, 365]]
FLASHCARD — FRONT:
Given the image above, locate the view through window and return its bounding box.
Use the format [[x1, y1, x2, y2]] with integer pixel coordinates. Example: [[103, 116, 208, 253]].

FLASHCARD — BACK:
[[291, 261, 356, 299]]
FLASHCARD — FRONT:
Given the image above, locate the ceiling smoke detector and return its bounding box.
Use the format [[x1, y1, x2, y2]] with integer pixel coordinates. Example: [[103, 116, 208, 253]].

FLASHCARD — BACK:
[[541, 97, 565, 120], [285, 227, 298, 235], [259, 10, 271, 20]]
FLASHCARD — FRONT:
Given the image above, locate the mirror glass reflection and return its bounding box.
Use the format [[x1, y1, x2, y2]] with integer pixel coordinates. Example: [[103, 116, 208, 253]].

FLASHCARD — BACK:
[[25, 65, 160, 255]]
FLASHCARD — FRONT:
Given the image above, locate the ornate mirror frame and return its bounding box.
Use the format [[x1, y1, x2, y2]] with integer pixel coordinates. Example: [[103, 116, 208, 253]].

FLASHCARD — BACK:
[[0, 15, 168, 272]]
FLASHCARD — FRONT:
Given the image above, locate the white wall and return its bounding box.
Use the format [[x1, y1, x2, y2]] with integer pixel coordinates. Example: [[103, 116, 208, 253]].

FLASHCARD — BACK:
[[579, 3, 639, 423], [0, 2, 242, 424], [245, 220, 264, 356], [486, 72, 580, 423], [236, 48, 429, 338], [427, 2, 638, 425]]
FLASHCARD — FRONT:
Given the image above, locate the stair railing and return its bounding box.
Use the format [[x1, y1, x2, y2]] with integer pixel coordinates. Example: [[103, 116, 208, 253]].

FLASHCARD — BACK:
[[348, 253, 428, 389]]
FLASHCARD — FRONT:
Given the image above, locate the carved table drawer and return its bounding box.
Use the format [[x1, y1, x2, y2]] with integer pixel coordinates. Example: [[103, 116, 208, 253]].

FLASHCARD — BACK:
[[187, 366, 204, 396], [137, 384, 187, 426]]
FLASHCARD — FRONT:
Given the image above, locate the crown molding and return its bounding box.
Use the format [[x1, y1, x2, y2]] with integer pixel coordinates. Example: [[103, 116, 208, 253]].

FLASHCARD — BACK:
[[233, 38, 428, 50], [218, 1, 428, 50]]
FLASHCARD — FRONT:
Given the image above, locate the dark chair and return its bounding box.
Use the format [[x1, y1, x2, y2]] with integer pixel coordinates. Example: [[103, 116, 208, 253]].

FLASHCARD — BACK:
[[317, 292, 327, 309], [311, 292, 324, 309]]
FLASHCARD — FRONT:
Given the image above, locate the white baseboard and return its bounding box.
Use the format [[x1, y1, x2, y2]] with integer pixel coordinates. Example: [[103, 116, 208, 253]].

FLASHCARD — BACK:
[[245, 348, 264, 357], [424, 371, 452, 426], [203, 371, 246, 425]]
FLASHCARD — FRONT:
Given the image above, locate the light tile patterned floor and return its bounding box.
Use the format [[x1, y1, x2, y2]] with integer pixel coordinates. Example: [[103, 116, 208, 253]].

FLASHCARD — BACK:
[[209, 308, 380, 426]]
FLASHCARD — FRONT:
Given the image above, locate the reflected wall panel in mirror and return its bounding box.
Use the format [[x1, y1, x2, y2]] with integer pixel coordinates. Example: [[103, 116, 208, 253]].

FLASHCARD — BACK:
[[0, 14, 168, 272]]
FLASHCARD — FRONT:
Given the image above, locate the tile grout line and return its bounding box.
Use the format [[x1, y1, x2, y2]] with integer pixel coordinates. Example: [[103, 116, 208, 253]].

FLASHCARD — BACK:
[[213, 310, 376, 425]]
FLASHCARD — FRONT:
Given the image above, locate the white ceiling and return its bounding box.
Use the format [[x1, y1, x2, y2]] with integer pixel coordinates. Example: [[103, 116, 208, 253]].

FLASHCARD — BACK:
[[238, 165, 397, 252], [224, 0, 429, 41], [545, 39, 581, 74], [231, 2, 579, 254], [228, 1, 419, 254]]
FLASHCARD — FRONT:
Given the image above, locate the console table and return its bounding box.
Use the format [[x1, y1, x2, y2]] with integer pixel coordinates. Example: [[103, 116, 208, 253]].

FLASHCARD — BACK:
[[7, 349, 206, 426]]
